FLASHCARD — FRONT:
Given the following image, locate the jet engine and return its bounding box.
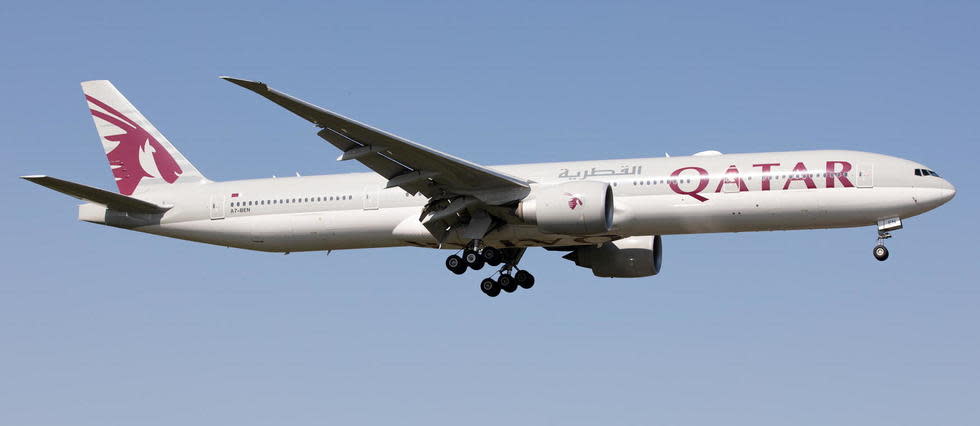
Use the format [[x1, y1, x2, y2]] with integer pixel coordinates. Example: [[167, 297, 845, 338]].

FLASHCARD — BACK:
[[563, 235, 663, 278], [516, 181, 613, 235]]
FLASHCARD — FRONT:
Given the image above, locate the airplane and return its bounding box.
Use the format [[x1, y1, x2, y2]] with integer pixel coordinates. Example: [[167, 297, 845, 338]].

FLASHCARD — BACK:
[[23, 78, 956, 297]]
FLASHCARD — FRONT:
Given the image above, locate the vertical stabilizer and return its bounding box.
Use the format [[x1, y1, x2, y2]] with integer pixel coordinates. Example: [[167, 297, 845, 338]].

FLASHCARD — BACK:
[[81, 80, 208, 195]]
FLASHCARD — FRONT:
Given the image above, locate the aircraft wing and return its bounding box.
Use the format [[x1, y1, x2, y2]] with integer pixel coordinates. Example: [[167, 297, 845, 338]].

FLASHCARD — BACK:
[[220, 77, 530, 205]]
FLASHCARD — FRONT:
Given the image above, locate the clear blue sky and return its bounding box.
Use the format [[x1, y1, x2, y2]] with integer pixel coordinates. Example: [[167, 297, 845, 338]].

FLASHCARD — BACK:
[[2, 1, 978, 425]]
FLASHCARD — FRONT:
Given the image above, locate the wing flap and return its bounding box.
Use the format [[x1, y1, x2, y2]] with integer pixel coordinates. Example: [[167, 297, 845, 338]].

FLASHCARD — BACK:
[[22, 175, 171, 214]]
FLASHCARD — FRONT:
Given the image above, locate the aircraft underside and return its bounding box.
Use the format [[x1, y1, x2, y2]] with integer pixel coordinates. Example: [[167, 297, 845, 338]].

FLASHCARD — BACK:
[[24, 78, 956, 298]]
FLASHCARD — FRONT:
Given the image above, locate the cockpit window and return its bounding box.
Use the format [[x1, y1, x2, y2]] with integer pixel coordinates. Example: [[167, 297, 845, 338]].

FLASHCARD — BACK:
[[915, 168, 941, 177], [915, 169, 922, 176]]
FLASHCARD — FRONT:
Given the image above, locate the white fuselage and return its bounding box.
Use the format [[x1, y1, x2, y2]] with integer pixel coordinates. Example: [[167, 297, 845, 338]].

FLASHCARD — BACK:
[[85, 150, 954, 252]]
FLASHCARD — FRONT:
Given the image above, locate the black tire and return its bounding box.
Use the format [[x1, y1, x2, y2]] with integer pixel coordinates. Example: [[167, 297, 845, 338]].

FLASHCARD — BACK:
[[446, 255, 466, 274], [515, 270, 535, 289], [873, 245, 889, 261], [480, 278, 500, 297], [465, 249, 485, 270], [482, 247, 502, 266], [499, 274, 518, 293]]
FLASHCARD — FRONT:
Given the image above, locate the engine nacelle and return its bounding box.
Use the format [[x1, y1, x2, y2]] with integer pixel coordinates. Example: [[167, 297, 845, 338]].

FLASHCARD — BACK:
[[516, 181, 614, 235], [565, 235, 663, 278]]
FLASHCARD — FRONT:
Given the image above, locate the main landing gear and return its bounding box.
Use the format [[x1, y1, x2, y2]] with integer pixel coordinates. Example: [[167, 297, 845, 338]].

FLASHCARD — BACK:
[[445, 243, 534, 297], [445, 246, 500, 274], [480, 266, 535, 297]]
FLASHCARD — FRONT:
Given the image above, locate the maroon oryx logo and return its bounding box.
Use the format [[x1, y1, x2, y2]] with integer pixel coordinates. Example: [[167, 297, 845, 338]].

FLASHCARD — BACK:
[[565, 193, 583, 210], [86, 95, 182, 195]]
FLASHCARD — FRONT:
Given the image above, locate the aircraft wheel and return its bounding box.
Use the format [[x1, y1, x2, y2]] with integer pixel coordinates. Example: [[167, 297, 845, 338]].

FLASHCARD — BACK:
[[873, 245, 889, 261], [515, 270, 535, 289], [499, 273, 518, 293], [464, 249, 485, 270], [446, 255, 466, 274], [481, 278, 500, 297], [482, 247, 502, 266]]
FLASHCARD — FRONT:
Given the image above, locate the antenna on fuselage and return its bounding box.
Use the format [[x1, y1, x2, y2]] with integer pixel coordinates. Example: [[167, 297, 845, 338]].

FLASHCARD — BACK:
[[665, 152, 670, 158]]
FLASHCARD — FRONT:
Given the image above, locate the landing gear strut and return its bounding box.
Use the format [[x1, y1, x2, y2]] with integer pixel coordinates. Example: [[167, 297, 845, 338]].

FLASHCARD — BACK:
[[873, 230, 892, 262]]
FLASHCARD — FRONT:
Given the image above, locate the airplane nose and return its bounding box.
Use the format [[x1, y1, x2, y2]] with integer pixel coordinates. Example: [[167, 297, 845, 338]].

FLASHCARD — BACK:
[[914, 184, 955, 210], [942, 179, 956, 203]]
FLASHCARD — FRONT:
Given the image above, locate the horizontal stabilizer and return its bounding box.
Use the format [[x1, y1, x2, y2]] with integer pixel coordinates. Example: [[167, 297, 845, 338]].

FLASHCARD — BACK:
[[22, 175, 171, 214]]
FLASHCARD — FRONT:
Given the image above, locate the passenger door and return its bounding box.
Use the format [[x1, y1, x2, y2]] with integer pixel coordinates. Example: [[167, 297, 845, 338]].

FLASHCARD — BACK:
[[209, 195, 225, 220], [363, 185, 380, 210], [856, 164, 874, 188]]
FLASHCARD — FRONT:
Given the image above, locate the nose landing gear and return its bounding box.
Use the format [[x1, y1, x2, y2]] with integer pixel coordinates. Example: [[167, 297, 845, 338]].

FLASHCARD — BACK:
[[872, 217, 902, 262]]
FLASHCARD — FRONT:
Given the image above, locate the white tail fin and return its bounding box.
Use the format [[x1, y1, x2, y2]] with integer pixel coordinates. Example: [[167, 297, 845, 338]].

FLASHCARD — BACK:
[[81, 80, 208, 195]]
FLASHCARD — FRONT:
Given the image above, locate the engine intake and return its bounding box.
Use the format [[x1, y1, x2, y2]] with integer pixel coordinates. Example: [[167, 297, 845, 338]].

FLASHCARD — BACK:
[[564, 235, 663, 278], [516, 181, 614, 235]]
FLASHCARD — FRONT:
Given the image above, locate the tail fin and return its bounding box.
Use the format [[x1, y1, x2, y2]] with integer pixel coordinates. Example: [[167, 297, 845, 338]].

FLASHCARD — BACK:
[[81, 80, 208, 195]]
